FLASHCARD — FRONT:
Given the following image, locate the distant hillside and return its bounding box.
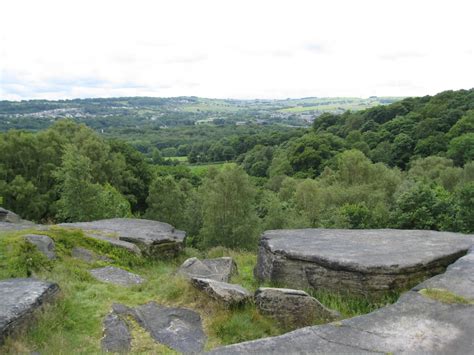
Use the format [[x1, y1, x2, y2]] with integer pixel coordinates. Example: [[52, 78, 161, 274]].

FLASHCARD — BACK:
[[0, 96, 400, 131]]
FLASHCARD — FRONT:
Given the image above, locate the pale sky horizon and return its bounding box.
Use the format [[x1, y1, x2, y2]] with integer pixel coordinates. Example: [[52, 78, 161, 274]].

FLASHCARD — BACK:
[[1, 0, 473, 101]]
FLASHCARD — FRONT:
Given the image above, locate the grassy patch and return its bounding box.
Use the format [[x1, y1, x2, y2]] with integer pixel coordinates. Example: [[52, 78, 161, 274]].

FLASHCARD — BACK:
[[419, 288, 474, 305], [308, 288, 401, 318], [167, 156, 188, 162], [187, 162, 234, 176]]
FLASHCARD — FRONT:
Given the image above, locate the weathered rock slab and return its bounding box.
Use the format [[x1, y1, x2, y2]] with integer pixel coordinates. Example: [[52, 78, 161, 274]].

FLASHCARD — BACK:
[[113, 302, 206, 353], [255, 287, 340, 329], [24, 234, 56, 260], [90, 266, 144, 286], [178, 257, 237, 282], [0, 278, 60, 345], [101, 312, 132, 353], [72, 247, 112, 263], [191, 278, 251, 306], [60, 218, 185, 258], [212, 292, 474, 355], [210, 247, 474, 355], [256, 229, 474, 297]]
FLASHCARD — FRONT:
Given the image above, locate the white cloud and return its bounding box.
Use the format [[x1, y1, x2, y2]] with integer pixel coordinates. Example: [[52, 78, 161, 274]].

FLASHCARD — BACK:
[[1, 0, 473, 100]]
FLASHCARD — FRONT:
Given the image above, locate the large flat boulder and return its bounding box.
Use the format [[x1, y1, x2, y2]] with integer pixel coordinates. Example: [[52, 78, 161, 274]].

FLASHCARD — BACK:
[[178, 257, 237, 282], [191, 278, 251, 306], [60, 218, 185, 258], [255, 229, 474, 297], [254, 287, 340, 329], [90, 266, 145, 286], [210, 247, 474, 354], [0, 278, 60, 345]]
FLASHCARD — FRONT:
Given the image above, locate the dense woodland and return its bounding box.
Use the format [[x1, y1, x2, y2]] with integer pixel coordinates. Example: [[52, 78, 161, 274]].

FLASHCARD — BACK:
[[1, 89, 473, 250]]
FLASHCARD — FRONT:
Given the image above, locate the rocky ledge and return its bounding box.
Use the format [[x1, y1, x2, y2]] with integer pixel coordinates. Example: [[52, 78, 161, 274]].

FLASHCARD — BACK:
[[60, 218, 186, 258], [212, 246, 474, 354], [255, 229, 474, 297], [0, 208, 40, 232], [0, 278, 60, 345]]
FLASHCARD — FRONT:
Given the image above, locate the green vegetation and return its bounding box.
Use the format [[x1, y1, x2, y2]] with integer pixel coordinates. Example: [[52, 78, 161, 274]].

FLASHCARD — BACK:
[[1, 89, 473, 236], [308, 289, 401, 319], [419, 288, 474, 305]]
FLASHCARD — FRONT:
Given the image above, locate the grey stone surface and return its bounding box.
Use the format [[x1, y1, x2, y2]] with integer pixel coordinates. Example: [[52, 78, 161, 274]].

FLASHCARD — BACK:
[[210, 247, 474, 354], [101, 312, 132, 353], [71, 246, 112, 263], [178, 257, 237, 282], [114, 302, 206, 353], [0, 222, 44, 233], [255, 228, 474, 297], [413, 247, 474, 300], [24, 234, 56, 260], [0, 278, 60, 345], [90, 266, 144, 286], [60, 218, 185, 258], [191, 277, 251, 306], [0, 207, 22, 223], [254, 287, 340, 329], [213, 291, 474, 354], [0, 208, 39, 232]]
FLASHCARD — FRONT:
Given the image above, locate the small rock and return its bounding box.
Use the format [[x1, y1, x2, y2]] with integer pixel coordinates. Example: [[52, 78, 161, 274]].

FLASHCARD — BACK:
[[191, 277, 251, 306], [90, 266, 144, 286], [72, 247, 112, 263], [24, 234, 56, 260], [178, 257, 237, 282], [254, 287, 340, 329], [131, 302, 207, 353], [101, 312, 132, 353], [0, 278, 60, 345]]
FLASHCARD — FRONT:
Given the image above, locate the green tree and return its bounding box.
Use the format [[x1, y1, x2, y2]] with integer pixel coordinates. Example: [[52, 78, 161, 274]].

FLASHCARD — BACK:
[[199, 166, 258, 249], [390, 181, 455, 230], [242, 145, 274, 177], [454, 182, 474, 233], [55, 145, 130, 222], [447, 133, 474, 166], [447, 110, 474, 139], [145, 175, 186, 228]]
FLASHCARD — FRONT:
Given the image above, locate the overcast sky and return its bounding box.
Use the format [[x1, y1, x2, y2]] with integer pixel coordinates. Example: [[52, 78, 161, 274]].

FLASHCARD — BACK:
[[1, 0, 473, 100]]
